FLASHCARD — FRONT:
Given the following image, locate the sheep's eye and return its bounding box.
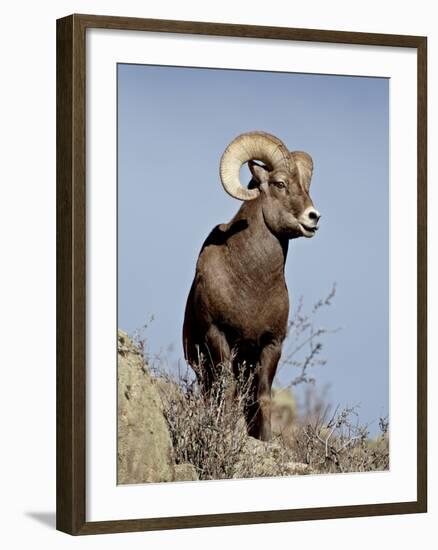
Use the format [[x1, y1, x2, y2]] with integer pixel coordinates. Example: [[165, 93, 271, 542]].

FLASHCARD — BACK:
[[274, 181, 286, 189]]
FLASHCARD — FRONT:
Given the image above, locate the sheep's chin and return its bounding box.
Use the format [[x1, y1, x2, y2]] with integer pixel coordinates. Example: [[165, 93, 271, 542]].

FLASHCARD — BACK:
[[298, 223, 317, 238]]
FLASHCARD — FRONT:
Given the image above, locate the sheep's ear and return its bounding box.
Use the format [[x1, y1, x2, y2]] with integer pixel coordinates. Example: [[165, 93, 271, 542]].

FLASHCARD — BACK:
[[248, 160, 269, 185], [291, 151, 313, 191]]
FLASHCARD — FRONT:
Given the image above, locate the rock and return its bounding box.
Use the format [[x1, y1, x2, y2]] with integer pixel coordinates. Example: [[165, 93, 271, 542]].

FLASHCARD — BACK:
[[232, 436, 312, 478], [117, 330, 175, 484], [173, 463, 199, 482], [271, 387, 297, 436]]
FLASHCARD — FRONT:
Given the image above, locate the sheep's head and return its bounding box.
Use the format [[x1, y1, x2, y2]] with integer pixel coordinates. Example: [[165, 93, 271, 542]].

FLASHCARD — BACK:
[[220, 131, 320, 239]]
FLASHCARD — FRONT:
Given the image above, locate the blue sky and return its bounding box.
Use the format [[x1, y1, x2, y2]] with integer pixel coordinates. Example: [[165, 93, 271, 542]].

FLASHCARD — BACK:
[[117, 64, 389, 436]]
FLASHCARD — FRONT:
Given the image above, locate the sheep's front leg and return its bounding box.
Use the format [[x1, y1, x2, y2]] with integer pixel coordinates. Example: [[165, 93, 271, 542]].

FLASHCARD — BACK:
[[247, 342, 281, 441]]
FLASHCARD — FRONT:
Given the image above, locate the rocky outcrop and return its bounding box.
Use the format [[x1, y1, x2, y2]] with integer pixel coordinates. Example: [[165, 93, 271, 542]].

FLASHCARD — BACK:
[[117, 330, 176, 484]]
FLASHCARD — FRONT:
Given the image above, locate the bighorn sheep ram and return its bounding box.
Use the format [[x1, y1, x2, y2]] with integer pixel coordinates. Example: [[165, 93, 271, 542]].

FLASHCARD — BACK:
[[183, 131, 320, 441]]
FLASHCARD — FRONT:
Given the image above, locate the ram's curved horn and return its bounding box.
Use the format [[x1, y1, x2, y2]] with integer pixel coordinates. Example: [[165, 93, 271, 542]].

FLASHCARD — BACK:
[[220, 131, 292, 201], [291, 151, 313, 192]]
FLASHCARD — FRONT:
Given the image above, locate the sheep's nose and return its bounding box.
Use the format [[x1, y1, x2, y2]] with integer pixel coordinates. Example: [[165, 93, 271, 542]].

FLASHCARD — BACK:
[[308, 209, 321, 222]]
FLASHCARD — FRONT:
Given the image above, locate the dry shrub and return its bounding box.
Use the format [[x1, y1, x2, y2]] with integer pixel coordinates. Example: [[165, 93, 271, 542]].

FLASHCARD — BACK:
[[155, 361, 388, 479], [278, 284, 338, 387], [156, 358, 256, 480], [292, 403, 389, 473], [276, 286, 389, 475], [156, 364, 322, 480], [153, 360, 388, 479], [156, 363, 314, 480]]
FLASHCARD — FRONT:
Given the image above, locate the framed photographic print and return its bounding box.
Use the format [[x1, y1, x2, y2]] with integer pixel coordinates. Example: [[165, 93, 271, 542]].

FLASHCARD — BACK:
[[56, 14, 427, 535]]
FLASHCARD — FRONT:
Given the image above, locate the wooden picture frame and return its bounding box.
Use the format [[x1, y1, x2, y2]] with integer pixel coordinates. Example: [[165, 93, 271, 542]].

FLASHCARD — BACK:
[[56, 13, 427, 535]]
